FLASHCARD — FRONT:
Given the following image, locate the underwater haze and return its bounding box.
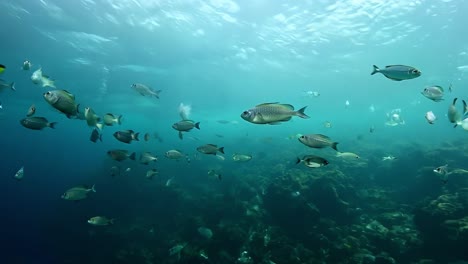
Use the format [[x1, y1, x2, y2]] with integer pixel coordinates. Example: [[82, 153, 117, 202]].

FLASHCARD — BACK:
[[2, 0, 468, 263]]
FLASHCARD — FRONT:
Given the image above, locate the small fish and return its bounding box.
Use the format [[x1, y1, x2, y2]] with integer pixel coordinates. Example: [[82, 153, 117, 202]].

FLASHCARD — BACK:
[[448, 83, 452, 93], [22, 60, 32, 71], [140, 152, 158, 165], [31, 68, 55, 88], [84, 107, 103, 130], [131, 83, 161, 98], [125, 167, 131, 173], [110, 166, 120, 177], [434, 164, 450, 184], [323, 121, 332, 128], [304, 90, 320, 97], [241, 102, 309, 125], [88, 216, 114, 226], [336, 152, 360, 159], [421, 86, 444, 102], [62, 185, 96, 201], [208, 169, 222, 180], [0, 101, 2, 109], [197, 227, 213, 239], [197, 144, 225, 155], [172, 120, 200, 139], [232, 153, 252, 162], [369, 125, 375, 133], [144, 133, 151, 141], [371, 64, 421, 81], [26, 104, 36, 117], [0, 79, 15, 91], [166, 177, 174, 187], [447, 98, 462, 127], [113, 130, 140, 144], [296, 155, 329, 168], [369, 104, 375, 113], [146, 169, 158, 179], [31, 68, 42, 84], [345, 100, 350, 108], [165, 150, 189, 162], [20, 117, 57, 130], [102, 113, 122, 126], [425, 111, 436, 124], [14, 166, 24, 180], [107, 149, 136, 161], [0, 64, 5, 74], [90, 128, 102, 143], [382, 156, 397, 161], [298, 134, 339, 151]]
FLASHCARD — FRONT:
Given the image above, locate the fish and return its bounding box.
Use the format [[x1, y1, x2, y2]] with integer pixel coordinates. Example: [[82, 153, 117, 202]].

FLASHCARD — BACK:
[[90, 128, 102, 143], [26, 104, 36, 117], [336, 152, 360, 159], [421, 86, 444, 102], [296, 155, 329, 168], [113, 130, 140, 144], [179, 103, 191, 120], [172, 120, 200, 139], [20, 117, 57, 130], [166, 177, 174, 187], [232, 153, 252, 162], [197, 227, 213, 239], [448, 83, 452, 93], [140, 152, 158, 165], [323, 121, 332, 128], [382, 156, 397, 161], [31, 68, 55, 88], [0, 79, 15, 91], [241, 102, 309, 125], [144, 133, 150, 141], [434, 164, 450, 184], [84, 107, 103, 130], [298, 134, 339, 151], [0, 64, 5, 74], [345, 100, 350, 108], [103, 113, 122, 126], [208, 169, 222, 180], [22, 60, 32, 71], [304, 91, 320, 97], [425, 111, 436, 124], [0, 101, 2, 109], [61, 185, 96, 201], [146, 169, 158, 179], [371, 65, 421, 81], [447, 98, 462, 127], [369, 125, 375, 133], [14, 166, 24, 180], [43, 90, 80, 118], [131, 83, 161, 98], [107, 149, 136, 161], [88, 216, 114, 226], [165, 149, 188, 161], [197, 144, 225, 155]]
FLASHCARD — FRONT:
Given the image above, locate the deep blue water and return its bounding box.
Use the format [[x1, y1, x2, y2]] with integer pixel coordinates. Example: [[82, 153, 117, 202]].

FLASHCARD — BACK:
[[2, 1, 468, 263]]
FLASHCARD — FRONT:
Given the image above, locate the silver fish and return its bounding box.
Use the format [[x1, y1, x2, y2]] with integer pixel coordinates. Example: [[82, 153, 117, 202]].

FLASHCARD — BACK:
[[241, 102, 309, 125], [131, 83, 161, 98], [14, 166, 24, 180], [0, 79, 15, 92], [298, 134, 339, 151], [421, 86, 444, 102], [62, 185, 96, 201], [140, 152, 158, 165], [43, 90, 80, 118], [88, 216, 114, 226], [146, 169, 158, 179], [197, 144, 225, 155], [371, 65, 421, 81], [103, 113, 122, 126], [336, 152, 360, 159], [26, 104, 36, 117], [84, 107, 102, 130], [20, 117, 57, 130], [22, 60, 32, 71], [232, 153, 252, 162]]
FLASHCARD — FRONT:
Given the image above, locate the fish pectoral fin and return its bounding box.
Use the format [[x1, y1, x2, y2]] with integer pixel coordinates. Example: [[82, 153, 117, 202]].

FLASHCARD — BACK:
[[385, 76, 403, 81]]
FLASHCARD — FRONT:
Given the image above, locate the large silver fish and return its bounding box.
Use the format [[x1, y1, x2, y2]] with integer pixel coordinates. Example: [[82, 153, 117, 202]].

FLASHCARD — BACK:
[[43, 90, 80, 118], [0, 79, 15, 91], [296, 155, 329, 168], [131, 83, 161, 98], [241, 102, 309, 125], [371, 65, 421, 81]]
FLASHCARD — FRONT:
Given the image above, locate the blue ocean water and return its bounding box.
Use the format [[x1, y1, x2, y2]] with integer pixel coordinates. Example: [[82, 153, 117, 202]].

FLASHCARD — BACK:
[[1, 0, 468, 263]]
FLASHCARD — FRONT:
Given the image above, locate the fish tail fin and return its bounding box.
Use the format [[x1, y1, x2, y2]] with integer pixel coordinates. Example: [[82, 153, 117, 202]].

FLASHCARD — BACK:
[[134, 132, 140, 141], [10, 82, 16, 91], [463, 100, 467, 116], [219, 147, 225, 154], [76, 104, 80, 114], [129, 152, 136, 160], [195, 122, 200, 129], [155, 90, 162, 99], [49, 122, 58, 129], [295, 157, 301, 164], [331, 142, 339, 151], [96, 123, 104, 131], [91, 184, 96, 192], [296, 106, 309, 119], [117, 115, 123, 125], [371, 65, 379, 75]]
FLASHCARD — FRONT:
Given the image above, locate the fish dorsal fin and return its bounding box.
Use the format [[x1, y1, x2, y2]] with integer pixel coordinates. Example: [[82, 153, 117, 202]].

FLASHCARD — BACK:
[[315, 134, 330, 139], [62, 90, 75, 99], [256, 102, 280, 107], [434, 85, 444, 92], [385, 65, 406, 68], [279, 104, 294, 110], [207, 144, 217, 148]]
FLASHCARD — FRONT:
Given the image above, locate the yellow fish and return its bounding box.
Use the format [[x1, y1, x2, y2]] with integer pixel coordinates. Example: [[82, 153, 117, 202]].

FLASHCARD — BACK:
[[0, 64, 5, 74]]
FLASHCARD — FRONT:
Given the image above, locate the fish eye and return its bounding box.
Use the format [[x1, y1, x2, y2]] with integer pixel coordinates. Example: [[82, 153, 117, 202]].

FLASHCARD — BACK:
[[242, 111, 249, 115]]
